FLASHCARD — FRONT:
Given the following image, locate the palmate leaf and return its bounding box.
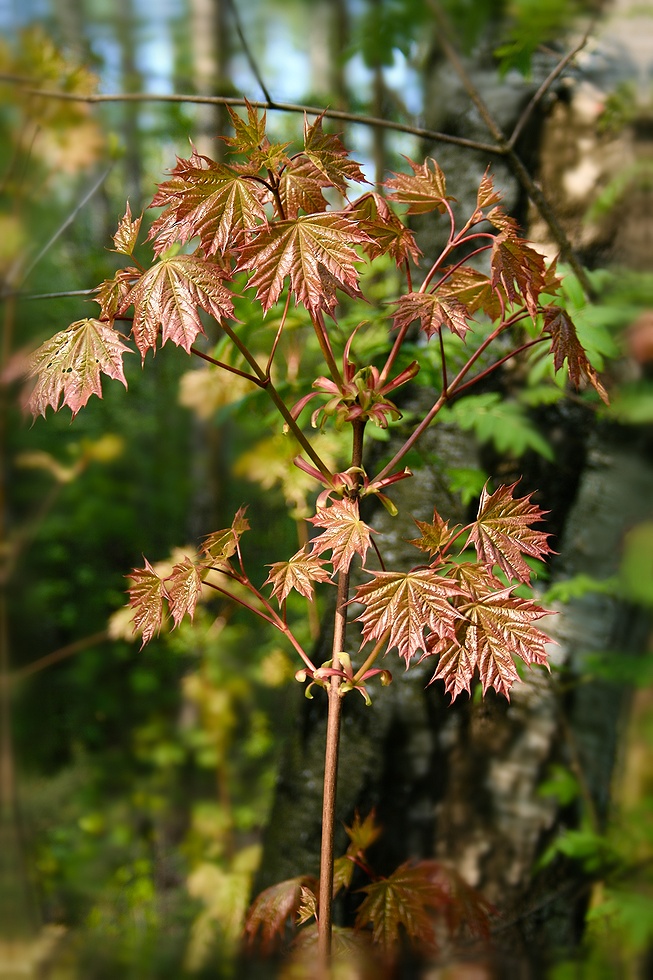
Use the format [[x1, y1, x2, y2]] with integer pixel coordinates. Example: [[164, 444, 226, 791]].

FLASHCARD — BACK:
[[426, 568, 552, 701], [347, 192, 421, 265], [355, 862, 439, 954], [309, 497, 374, 574], [112, 201, 142, 256], [491, 233, 546, 317], [201, 507, 250, 565], [94, 268, 140, 319], [121, 253, 234, 359], [128, 558, 166, 648], [385, 157, 453, 215], [165, 556, 204, 628], [467, 482, 551, 584], [302, 112, 367, 191], [354, 568, 461, 664], [392, 291, 472, 340], [438, 266, 503, 320], [543, 305, 609, 403], [237, 213, 370, 315], [278, 156, 331, 218], [476, 169, 502, 210], [243, 875, 317, 953], [27, 318, 131, 418], [408, 509, 461, 557], [265, 547, 331, 604], [148, 151, 268, 256]]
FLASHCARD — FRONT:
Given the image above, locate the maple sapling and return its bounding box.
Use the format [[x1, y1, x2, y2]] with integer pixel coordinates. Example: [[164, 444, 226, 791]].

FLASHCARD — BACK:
[[26, 103, 607, 970]]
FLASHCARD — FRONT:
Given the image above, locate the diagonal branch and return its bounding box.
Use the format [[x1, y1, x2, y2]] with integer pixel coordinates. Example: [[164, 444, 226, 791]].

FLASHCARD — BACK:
[[224, 0, 275, 105], [426, 0, 595, 299]]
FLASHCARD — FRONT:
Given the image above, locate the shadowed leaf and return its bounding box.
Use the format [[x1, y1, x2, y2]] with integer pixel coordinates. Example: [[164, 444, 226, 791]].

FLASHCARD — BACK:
[[393, 291, 471, 339], [112, 202, 142, 255], [385, 157, 453, 214], [244, 876, 317, 953], [543, 305, 609, 403], [266, 547, 331, 604]]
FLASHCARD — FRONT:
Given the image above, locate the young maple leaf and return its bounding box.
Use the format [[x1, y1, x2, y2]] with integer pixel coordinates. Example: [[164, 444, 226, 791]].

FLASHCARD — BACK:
[[27, 318, 131, 418], [543, 305, 609, 404], [408, 509, 461, 557], [303, 112, 367, 191], [490, 233, 546, 318], [278, 156, 331, 219], [127, 558, 166, 647], [94, 267, 141, 320], [354, 568, 462, 664], [309, 497, 374, 574], [385, 157, 454, 215], [201, 507, 250, 565], [355, 861, 441, 954], [148, 151, 268, 256], [243, 875, 318, 954], [237, 213, 370, 315], [111, 202, 142, 256], [392, 291, 471, 340], [265, 546, 332, 605], [347, 192, 421, 265], [476, 169, 503, 210], [344, 809, 382, 856], [426, 571, 552, 701], [467, 482, 552, 584], [164, 556, 204, 628], [120, 253, 234, 359], [437, 266, 503, 320]]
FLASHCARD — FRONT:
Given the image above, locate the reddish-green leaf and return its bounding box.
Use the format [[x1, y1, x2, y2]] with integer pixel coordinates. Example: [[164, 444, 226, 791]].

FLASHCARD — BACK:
[[392, 291, 471, 339], [148, 151, 268, 256], [112, 202, 142, 256], [438, 266, 502, 320], [94, 267, 140, 319], [201, 507, 250, 565], [344, 809, 382, 855], [265, 547, 331, 604], [427, 573, 551, 701], [121, 253, 234, 359], [238, 213, 370, 315], [467, 482, 551, 584], [354, 568, 461, 663], [385, 157, 453, 215], [543, 305, 609, 403], [408, 509, 460, 557], [476, 169, 502, 210], [491, 233, 546, 317], [128, 558, 166, 647], [278, 156, 331, 218], [309, 497, 374, 574], [243, 875, 317, 953], [303, 113, 367, 191], [355, 862, 439, 953], [347, 192, 421, 265], [27, 318, 131, 418], [223, 101, 269, 155], [165, 556, 204, 628], [487, 205, 520, 236]]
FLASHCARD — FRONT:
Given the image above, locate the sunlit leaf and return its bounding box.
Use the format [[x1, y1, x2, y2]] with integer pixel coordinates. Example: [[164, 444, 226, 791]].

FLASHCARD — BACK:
[[354, 568, 461, 663], [408, 509, 461, 557], [128, 558, 166, 647], [237, 213, 370, 315], [303, 112, 367, 191], [309, 497, 374, 574], [112, 201, 142, 256], [347, 192, 421, 265], [27, 318, 131, 418], [392, 291, 472, 339], [467, 482, 552, 583], [491, 233, 546, 317], [165, 556, 204, 628], [121, 253, 234, 359], [266, 547, 332, 604], [385, 157, 453, 215]]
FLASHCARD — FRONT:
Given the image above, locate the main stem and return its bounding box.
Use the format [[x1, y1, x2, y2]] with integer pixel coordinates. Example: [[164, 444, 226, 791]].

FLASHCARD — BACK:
[[317, 419, 366, 970]]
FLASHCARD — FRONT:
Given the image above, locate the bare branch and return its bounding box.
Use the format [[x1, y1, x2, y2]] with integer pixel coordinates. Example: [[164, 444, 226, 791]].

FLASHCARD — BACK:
[[224, 0, 275, 105]]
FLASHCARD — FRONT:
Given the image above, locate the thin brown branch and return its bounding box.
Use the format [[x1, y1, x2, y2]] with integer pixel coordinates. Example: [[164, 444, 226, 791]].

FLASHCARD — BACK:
[[0, 80, 501, 155], [509, 28, 592, 148], [224, 0, 275, 105], [12, 630, 109, 682]]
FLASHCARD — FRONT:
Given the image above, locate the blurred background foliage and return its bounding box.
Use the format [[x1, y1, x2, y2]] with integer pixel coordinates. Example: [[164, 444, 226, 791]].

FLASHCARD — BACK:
[[1, 0, 652, 976]]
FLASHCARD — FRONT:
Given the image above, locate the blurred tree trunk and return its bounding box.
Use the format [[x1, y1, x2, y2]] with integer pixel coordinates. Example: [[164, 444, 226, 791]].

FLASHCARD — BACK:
[[252, 6, 652, 974], [189, 0, 231, 155]]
